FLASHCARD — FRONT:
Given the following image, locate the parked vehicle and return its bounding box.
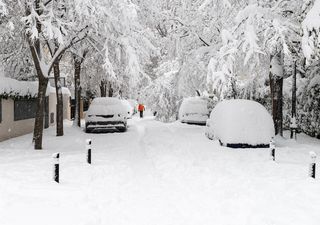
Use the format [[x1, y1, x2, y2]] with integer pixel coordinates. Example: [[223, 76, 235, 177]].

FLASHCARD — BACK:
[[205, 99, 275, 148], [85, 97, 128, 133], [121, 99, 134, 119], [179, 97, 209, 125]]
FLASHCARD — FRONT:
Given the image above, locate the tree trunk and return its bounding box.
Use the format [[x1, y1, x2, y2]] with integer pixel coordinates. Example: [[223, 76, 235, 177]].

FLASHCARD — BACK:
[[290, 61, 297, 139], [100, 80, 107, 97], [108, 82, 113, 97], [53, 61, 64, 136], [291, 62, 297, 118], [34, 77, 48, 150], [271, 77, 283, 136], [269, 53, 284, 136], [73, 56, 82, 127]]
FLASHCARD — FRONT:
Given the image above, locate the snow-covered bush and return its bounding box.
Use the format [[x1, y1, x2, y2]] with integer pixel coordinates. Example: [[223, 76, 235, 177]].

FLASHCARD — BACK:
[[297, 74, 320, 138], [142, 60, 181, 122], [206, 99, 275, 147]]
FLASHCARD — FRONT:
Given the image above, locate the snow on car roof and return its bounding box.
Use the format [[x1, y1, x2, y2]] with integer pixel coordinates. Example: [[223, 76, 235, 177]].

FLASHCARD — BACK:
[[91, 97, 122, 105], [179, 97, 209, 116], [87, 97, 128, 116]]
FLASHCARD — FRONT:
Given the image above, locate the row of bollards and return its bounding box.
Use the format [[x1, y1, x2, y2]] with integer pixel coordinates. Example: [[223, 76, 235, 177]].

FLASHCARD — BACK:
[[269, 138, 317, 179], [53, 139, 92, 183], [53, 138, 317, 183]]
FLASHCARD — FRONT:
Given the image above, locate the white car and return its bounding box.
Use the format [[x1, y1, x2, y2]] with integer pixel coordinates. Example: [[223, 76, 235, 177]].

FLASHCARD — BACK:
[[121, 99, 134, 119], [205, 99, 275, 148], [85, 97, 128, 133], [179, 97, 209, 125]]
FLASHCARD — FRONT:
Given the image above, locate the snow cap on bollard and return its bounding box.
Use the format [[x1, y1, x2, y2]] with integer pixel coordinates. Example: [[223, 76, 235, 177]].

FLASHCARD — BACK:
[[86, 139, 92, 146], [270, 138, 275, 161], [310, 151, 317, 162], [52, 152, 60, 163], [270, 137, 275, 148]]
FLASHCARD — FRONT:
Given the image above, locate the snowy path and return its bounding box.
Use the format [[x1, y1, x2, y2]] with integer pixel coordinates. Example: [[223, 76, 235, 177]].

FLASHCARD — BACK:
[[0, 116, 320, 225]]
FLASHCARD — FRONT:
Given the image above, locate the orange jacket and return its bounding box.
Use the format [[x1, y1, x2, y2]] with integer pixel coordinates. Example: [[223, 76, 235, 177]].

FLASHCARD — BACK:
[[138, 104, 145, 111]]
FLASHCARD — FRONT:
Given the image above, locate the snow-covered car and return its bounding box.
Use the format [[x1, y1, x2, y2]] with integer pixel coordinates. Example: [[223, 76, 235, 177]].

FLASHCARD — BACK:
[[85, 97, 128, 133], [205, 99, 275, 148], [121, 99, 134, 119], [179, 97, 209, 125]]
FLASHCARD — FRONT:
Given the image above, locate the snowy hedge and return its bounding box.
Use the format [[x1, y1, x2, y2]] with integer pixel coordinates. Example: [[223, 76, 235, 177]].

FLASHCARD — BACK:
[[0, 77, 48, 99], [296, 74, 320, 139]]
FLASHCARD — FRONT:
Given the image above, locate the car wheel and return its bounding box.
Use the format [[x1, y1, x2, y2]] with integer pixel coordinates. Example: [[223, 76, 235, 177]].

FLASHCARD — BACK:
[[85, 124, 91, 133], [118, 126, 127, 132]]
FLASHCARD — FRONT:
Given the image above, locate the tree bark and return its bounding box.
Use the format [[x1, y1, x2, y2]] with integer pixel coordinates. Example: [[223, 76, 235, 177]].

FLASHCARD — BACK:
[[269, 53, 284, 136], [34, 76, 48, 150], [108, 82, 113, 97], [73, 56, 82, 127], [100, 80, 107, 97], [290, 61, 297, 139], [53, 61, 64, 136]]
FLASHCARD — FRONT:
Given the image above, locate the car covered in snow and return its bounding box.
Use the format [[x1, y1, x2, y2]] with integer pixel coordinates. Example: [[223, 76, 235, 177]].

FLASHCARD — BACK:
[[179, 97, 209, 125], [205, 99, 275, 148], [85, 97, 128, 133], [121, 99, 134, 119]]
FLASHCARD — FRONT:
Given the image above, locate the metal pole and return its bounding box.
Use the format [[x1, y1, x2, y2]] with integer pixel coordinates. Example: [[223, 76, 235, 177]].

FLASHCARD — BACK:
[[86, 139, 92, 164], [270, 138, 275, 161], [53, 153, 60, 183], [309, 152, 316, 179]]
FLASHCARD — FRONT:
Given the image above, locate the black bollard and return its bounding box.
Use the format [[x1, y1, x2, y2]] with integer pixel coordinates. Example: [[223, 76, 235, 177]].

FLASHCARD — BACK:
[[309, 152, 316, 179], [53, 153, 60, 183], [86, 139, 92, 164], [270, 138, 275, 161]]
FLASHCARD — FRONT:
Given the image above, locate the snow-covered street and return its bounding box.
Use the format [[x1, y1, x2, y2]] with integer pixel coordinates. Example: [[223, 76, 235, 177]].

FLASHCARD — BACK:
[[0, 115, 320, 225]]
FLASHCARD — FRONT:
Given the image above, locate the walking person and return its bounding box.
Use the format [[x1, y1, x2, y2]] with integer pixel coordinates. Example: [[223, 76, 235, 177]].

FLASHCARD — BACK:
[[138, 103, 145, 118]]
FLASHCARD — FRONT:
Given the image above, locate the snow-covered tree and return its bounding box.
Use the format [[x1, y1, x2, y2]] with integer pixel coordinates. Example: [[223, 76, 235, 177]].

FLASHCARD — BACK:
[[211, 0, 304, 135], [21, 0, 90, 149]]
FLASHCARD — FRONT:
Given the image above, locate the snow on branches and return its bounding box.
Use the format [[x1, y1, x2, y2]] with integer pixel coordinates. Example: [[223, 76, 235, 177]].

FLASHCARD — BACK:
[[302, 0, 320, 61]]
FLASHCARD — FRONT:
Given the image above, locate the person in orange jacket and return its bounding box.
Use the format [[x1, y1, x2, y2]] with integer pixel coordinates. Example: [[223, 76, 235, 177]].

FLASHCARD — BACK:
[[138, 103, 145, 118]]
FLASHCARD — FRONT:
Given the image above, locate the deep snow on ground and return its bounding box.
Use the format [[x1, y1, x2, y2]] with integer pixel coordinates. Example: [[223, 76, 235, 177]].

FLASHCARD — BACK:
[[0, 114, 320, 225]]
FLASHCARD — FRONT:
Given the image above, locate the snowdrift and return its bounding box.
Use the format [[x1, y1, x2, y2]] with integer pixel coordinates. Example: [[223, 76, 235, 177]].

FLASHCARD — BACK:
[[206, 99, 275, 148]]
